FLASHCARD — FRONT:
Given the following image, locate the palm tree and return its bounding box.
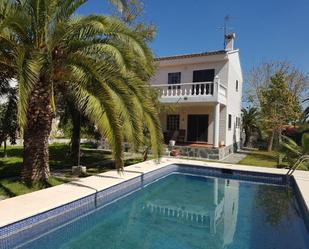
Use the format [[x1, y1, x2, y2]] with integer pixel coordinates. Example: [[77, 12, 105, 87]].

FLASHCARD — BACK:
[[241, 107, 260, 147], [281, 134, 309, 173], [0, 0, 163, 183]]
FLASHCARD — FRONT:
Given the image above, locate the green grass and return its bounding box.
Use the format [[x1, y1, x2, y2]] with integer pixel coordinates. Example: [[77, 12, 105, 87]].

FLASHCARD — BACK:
[[0, 143, 144, 198], [239, 149, 308, 170], [238, 150, 284, 168], [0, 177, 68, 197]]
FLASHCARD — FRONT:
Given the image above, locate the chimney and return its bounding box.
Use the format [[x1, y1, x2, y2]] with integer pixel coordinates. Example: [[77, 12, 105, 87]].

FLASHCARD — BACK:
[[224, 33, 236, 51]]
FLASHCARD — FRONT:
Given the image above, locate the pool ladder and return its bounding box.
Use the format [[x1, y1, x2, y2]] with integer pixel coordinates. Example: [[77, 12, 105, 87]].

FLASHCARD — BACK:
[[286, 155, 309, 176]]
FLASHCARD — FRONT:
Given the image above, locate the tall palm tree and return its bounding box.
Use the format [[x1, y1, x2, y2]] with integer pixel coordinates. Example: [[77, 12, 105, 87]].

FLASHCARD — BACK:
[[0, 0, 163, 183], [241, 107, 260, 147]]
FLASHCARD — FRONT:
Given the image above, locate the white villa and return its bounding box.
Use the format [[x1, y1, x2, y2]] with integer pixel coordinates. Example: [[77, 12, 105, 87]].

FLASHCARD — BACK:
[[151, 33, 243, 160]]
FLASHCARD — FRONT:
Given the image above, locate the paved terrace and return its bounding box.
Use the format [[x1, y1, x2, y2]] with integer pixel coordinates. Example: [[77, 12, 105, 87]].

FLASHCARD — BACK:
[[1, 157, 309, 228]]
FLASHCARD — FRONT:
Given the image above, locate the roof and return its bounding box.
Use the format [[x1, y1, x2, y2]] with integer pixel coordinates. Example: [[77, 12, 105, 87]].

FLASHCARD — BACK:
[[154, 50, 227, 61]]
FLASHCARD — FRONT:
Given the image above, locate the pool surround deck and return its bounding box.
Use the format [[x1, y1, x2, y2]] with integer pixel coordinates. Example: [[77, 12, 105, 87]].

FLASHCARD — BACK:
[[1, 157, 309, 228]]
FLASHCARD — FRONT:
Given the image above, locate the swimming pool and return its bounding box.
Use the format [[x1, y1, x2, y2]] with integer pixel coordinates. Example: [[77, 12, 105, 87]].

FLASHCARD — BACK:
[[1, 163, 309, 249]]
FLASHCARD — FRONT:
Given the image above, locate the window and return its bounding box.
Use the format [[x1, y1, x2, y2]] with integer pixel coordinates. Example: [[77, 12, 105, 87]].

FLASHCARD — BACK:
[[228, 114, 232, 130], [236, 80, 239, 92], [167, 115, 180, 131], [193, 69, 215, 82], [168, 72, 181, 89]]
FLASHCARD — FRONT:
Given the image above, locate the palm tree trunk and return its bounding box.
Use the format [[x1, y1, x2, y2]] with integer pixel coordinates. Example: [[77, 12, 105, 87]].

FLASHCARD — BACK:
[[244, 128, 251, 147], [71, 108, 81, 165], [267, 129, 275, 152], [21, 79, 53, 183]]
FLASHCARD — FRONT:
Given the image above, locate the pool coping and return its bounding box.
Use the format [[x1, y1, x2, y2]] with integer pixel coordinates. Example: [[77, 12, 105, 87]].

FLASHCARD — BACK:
[[1, 157, 309, 229]]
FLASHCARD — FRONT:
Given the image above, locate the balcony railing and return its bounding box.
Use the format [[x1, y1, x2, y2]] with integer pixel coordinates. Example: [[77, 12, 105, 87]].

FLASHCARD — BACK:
[[153, 82, 214, 97], [152, 77, 227, 104]]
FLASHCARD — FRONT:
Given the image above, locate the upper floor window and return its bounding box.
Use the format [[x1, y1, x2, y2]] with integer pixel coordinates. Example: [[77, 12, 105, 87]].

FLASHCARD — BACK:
[[236, 80, 239, 92], [193, 69, 215, 82], [168, 72, 181, 89], [192, 69, 215, 95], [167, 115, 180, 131], [228, 114, 232, 130]]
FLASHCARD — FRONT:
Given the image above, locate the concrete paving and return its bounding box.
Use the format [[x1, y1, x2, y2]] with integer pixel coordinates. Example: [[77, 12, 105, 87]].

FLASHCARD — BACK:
[[220, 150, 249, 164]]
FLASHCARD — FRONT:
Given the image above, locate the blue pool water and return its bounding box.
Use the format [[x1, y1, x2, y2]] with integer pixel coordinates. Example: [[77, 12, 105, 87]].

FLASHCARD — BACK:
[[19, 173, 309, 249]]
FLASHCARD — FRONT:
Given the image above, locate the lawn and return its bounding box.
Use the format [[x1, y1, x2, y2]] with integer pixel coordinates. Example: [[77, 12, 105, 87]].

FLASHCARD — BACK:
[[238, 149, 308, 170], [238, 150, 285, 168], [0, 143, 144, 198]]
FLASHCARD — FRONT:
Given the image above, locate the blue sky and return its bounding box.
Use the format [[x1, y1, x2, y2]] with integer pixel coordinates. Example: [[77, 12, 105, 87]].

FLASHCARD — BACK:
[[79, 0, 309, 75]]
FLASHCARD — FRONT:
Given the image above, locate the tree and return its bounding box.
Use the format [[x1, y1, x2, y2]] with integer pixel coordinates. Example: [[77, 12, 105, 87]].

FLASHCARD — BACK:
[[0, 87, 18, 157], [241, 107, 260, 147], [57, 92, 100, 165], [0, 0, 163, 183], [245, 62, 308, 152], [259, 73, 302, 152], [246, 61, 309, 107]]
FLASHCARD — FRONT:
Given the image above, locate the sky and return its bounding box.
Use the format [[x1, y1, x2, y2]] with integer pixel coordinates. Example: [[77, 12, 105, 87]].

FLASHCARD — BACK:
[[78, 0, 309, 77]]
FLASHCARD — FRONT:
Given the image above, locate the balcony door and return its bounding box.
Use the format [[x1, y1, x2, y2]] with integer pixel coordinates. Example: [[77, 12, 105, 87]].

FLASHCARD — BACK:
[[192, 69, 215, 95], [187, 115, 209, 142]]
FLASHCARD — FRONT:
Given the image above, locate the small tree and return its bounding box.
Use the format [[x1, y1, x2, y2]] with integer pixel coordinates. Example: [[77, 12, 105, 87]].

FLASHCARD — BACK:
[[241, 107, 260, 147], [57, 93, 100, 165], [0, 88, 18, 157], [259, 73, 302, 152]]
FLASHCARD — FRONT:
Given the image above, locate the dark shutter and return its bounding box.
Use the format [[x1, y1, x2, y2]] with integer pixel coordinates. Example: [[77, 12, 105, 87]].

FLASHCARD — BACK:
[[228, 114, 232, 129], [168, 72, 181, 89], [193, 69, 215, 82], [167, 115, 180, 131], [192, 69, 215, 95]]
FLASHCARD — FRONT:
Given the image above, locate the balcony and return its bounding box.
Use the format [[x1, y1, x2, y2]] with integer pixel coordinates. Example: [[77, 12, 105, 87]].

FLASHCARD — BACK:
[[152, 77, 227, 105]]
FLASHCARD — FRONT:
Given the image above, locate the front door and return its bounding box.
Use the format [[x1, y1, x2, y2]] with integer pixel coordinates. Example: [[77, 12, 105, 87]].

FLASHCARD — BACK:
[[187, 115, 209, 142]]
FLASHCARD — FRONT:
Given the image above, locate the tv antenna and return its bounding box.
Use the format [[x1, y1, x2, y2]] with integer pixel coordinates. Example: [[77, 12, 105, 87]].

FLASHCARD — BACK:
[[218, 15, 237, 48]]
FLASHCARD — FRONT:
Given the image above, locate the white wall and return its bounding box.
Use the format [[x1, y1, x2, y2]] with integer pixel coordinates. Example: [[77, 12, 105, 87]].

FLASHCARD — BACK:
[[151, 54, 229, 86], [224, 50, 243, 146]]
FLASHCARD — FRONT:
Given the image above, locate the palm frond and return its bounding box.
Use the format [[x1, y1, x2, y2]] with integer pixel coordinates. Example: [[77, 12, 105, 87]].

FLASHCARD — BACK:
[[16, 50, 42, 130], [281, 135, 302, 156], [71, 80, 125, 170]]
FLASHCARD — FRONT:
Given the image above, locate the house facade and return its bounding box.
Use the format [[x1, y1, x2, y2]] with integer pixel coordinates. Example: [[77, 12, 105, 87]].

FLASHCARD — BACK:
[[150, 33, 243, 160]]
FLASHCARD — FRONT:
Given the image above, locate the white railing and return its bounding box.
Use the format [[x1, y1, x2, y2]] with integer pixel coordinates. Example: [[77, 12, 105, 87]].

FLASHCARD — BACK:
[[152, 82, 214, 97], [143, 202, 211, 227]]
